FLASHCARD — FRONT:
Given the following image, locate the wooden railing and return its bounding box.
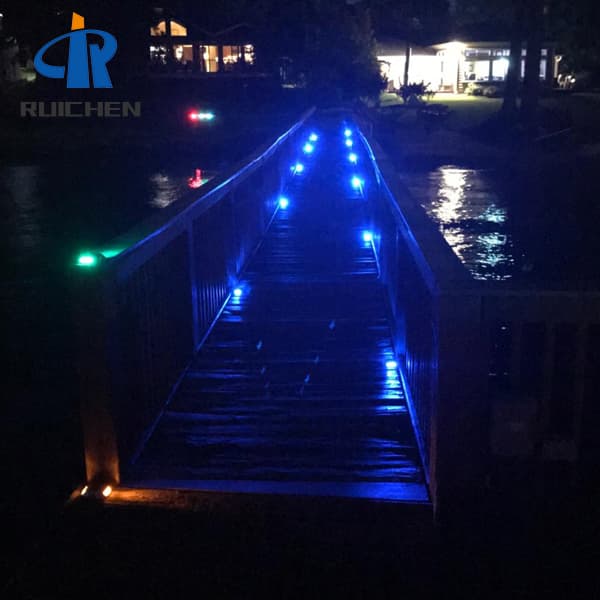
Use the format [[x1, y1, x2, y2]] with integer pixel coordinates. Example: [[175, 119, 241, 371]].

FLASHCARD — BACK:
[[72, 108, 315, 488], [357, 115, 600, 514], [357, 125, 487, 515], [483, 289, 600, 479]]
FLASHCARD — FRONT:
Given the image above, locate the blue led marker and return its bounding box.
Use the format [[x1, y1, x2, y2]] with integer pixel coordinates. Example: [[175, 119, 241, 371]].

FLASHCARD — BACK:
[[309, 133, 318, 142], [344, 128, 352, 137], [345, 139, 353, 148], [362, 230, 374, 243], [278, 196, 289, 209], [385, 360, 398, 370], [351, 176, 364, 190], [292, 162, 305, 174], [348, 152, 358, 164], [233, 287, 243, 298], [303, 142, 315, 154]]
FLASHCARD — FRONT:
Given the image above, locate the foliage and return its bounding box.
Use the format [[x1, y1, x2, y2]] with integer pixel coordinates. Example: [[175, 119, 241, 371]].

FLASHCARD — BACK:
[[399, 81, 434, 104], [254, 0, 385, 102]]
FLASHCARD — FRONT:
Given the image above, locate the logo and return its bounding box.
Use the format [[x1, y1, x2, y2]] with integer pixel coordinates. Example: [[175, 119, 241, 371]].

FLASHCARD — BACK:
[[34, 13, 117, 89]]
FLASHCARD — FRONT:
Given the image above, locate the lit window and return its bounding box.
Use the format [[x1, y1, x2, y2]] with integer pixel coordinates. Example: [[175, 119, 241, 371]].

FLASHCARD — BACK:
[[222, 46, 243, 71], [150, 20, 188, 37], [173, 44, 193, 64], [149, 45, 167, 65], [244, 44, 255, 64], [150, 21, 167, 36], [201, 45, 219, 73], [170, 21, 188, 36]]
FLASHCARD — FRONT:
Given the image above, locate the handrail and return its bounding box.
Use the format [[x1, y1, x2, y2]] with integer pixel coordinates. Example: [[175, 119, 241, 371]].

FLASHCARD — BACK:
[[356, 108, 600, 518], [73, 108, 315, 489], [87, 107, 316, 278], [356, 125, 473, 294]]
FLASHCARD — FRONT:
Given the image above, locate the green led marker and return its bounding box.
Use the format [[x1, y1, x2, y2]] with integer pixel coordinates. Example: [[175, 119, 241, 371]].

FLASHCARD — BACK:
[[75, 248, 125, 267], [76, 253, 99, 267]]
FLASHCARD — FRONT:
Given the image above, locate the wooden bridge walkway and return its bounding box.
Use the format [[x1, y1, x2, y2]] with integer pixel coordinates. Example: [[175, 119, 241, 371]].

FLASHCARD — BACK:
[[124, 124, 427, 502]]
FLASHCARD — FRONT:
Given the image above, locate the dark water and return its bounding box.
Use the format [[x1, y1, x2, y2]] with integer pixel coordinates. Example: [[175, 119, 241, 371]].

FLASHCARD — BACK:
[[0, 159, 200, 281], [401, 160, 600, 287]]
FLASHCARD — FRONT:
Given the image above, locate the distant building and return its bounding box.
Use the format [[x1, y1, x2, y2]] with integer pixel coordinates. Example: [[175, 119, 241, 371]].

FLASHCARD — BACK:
[[148, 14, 256, 75], [378, 38, 559, 93]]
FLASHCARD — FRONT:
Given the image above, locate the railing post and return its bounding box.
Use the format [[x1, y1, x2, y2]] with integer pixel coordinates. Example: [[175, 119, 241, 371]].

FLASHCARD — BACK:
[[433, 289, 488, 522], [71, 264, 120, 487], [187, 223, 201, 350]]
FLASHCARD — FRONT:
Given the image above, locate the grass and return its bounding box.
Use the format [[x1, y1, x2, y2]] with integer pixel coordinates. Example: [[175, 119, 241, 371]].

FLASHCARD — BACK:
[[379, 92, 502, 132]]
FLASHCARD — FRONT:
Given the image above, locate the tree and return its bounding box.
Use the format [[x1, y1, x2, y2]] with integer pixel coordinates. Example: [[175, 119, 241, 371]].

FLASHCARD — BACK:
[[368, 0, 450, 85], [520, 0, 545, 130]]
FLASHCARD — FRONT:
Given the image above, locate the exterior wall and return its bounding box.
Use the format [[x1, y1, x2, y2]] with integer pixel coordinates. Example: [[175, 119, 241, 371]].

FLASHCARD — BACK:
[[379, 54, 440, 91], [149, 18, 255, 74], [379, 42, 554, 94]]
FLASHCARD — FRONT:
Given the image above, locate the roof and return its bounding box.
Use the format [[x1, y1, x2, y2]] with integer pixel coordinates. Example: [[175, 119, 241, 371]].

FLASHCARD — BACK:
[[432, 40, 555, 51], [376, 38, 436, 57]]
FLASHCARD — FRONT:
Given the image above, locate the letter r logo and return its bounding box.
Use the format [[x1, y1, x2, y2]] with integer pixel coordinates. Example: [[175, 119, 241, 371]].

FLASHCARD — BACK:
[[34, 13, 118, 89]]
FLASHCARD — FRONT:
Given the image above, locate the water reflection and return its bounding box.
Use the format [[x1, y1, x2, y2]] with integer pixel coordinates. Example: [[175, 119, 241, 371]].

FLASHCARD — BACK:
[[406, 166, 515, 281], [149, 173, 182, 209], [4, 166, 42, 252]]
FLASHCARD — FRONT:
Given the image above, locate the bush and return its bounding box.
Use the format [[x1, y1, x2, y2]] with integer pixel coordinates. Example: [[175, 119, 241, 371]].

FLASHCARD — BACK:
[[398, 81, 434, 104]]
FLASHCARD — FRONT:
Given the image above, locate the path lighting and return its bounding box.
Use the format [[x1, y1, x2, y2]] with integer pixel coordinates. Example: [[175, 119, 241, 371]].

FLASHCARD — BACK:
[[344, 128, 352, 137], [309, 133, 318, 142], [233, 287, 243, 298], [303, 142, 315, 154], [362, 230, 374, 243], [386, 360, 398, 370], [348, 152, 358, 164], [345, 139, 353, 148], [292, 162, 305, 174], [278, 197, 290, 209]]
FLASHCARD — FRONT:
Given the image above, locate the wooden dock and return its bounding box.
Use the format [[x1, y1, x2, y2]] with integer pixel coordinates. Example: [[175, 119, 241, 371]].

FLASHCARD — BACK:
[[125, 128, 427, 502]]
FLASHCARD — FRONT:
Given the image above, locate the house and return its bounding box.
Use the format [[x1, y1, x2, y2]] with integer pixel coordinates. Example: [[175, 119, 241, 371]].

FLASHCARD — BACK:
[[148, 14, 256, 75], [378, 38, 559, 94]]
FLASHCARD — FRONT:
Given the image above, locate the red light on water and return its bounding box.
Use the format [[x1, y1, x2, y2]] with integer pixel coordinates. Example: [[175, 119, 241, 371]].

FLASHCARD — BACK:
[[188, 169, 204, 189]]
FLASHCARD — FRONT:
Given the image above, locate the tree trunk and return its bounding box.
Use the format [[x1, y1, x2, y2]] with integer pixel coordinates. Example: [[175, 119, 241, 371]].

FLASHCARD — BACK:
[[521, 0, 544, 132], [403, 41, 411, 87], [502, 33, 522, 119]]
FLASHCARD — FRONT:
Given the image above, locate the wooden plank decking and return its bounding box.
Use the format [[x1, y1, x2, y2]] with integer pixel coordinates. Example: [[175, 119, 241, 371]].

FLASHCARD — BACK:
[[125, 126, 428, 502]]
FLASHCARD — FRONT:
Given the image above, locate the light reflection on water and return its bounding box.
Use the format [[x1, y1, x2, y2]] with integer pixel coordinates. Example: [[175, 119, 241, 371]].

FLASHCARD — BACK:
[[404, 166, 515, 281], [4, 165, 42, 254], [148, 173, 184, 209], [0, 164, 195, 278]]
